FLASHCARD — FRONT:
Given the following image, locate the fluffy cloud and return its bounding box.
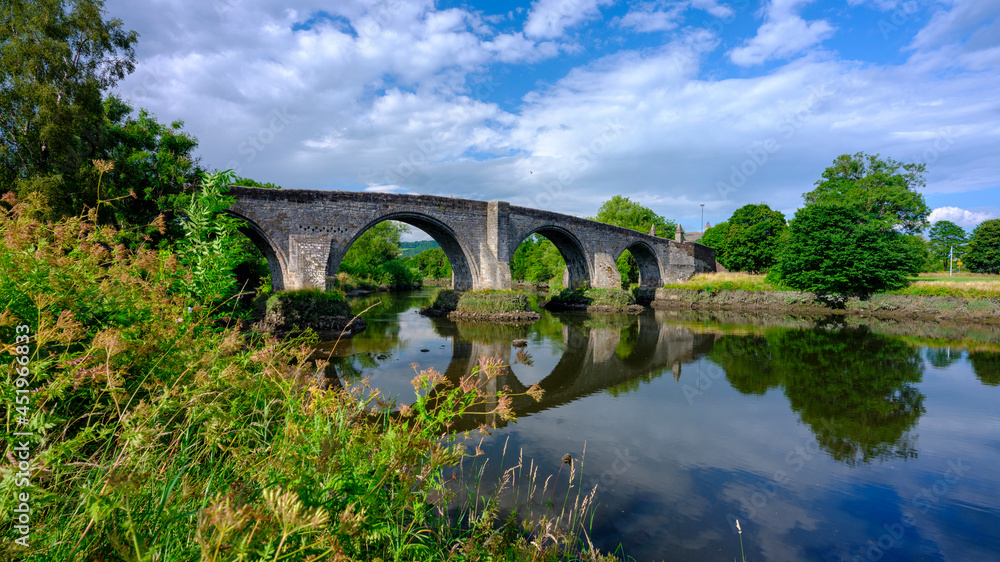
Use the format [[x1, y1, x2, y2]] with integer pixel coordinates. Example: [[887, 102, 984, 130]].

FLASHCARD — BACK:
[[729, 0, 835, 66], [928, 207, 996, 229], [523, 0, 614, 39], [104, 0, 1000, 232]]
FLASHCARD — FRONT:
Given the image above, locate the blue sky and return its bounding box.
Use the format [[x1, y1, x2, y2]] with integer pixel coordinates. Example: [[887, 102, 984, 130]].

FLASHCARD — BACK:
[[105, 0, 1000, 237]]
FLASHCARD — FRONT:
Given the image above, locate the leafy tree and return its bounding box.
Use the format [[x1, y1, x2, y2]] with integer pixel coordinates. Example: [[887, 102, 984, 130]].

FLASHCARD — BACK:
[[927, 220, 967, 270], [698, 220, 729, 255], [409, 247, 452, 278], [591, 195, 675, 286], [769, 203, 913, 296], [510, 234, 566, 284], [964, 219, 1000, 274], [899, 234, 935, 274], [340, 220, 408, 277], [96, 95, 201, 236], [232, 176, 282, 190], [1, 0, 138, 217], [697, 203, 787, 273], [804, 152, 930, 234], [592, 195, 675, 237]]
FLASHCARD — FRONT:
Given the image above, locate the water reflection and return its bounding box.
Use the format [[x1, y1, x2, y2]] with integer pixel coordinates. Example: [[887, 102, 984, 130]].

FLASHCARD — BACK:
[[970, 352, 1000, 386], [318, 291, 1000, 561], [712, 327, 925, 465], [328, 301, 931, 466]]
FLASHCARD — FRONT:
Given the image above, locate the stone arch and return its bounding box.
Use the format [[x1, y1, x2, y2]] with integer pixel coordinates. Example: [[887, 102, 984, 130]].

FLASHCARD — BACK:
[[224, 210, 288, 292], [509, 226, 591, 289], [328, 212, 477, 291], [618, 241, 661, 287]]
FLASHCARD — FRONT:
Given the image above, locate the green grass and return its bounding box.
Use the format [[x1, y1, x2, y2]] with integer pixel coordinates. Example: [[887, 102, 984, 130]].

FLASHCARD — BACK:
[[662, 272, 790, 292], [456, 290, 533, 314], [0, 193, 613, 561]]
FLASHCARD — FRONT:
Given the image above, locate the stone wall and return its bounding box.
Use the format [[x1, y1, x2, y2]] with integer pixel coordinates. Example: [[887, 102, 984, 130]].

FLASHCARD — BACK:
[[227, 186, 717, 291]]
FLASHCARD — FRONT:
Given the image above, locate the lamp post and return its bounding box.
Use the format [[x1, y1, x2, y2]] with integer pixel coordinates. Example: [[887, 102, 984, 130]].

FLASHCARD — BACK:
[[700, 203, 705, 231]]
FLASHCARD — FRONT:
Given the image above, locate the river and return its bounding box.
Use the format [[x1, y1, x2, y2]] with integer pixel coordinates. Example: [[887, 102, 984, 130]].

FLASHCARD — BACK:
[[317, 289, 1000, 561]]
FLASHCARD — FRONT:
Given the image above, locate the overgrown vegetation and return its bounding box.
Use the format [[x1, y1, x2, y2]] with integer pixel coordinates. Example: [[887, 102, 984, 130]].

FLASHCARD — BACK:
[[663, 272, 790, 293], [0, 194, 612, 560], [457, 291, 534, 314]]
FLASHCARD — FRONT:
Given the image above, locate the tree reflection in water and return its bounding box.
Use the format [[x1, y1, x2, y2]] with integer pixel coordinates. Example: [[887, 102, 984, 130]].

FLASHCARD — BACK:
[[711, 325, 925, 466]]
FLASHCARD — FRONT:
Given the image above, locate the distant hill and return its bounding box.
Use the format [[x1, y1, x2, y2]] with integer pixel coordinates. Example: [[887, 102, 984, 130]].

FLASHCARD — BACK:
[[400, 240, 440, 258]]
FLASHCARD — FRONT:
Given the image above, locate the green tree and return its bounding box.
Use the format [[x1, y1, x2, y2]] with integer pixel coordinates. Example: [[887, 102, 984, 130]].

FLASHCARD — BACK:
[[409, 247, 452, 278], [698, 203, 787, 273], [964, 219, 1000, 274], [592, 195, 675, 237], [96, 95, 201, 236], [804, 152, 930, 234], [899, 234, 935, 274], [592, 195, 675, 286], [175, 170, 243, 303], [927, 220, 968, 270], [340, 220, 408, 277], [1, 0, 138, 217], [510, 234, 566, 284], [769, 203, 912, 296]]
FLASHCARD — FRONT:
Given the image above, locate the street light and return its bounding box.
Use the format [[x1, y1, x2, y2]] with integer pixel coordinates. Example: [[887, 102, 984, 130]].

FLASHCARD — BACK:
[[700, 203, 705, 231]]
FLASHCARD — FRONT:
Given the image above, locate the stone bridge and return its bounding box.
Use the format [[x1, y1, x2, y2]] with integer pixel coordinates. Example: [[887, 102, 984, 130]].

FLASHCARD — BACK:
[[228, 186, 716, 291]]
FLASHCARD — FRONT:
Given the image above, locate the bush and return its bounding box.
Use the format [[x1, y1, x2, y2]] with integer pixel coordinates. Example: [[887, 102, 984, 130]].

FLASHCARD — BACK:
[[265, 288, 350, 320], [457, 290, 532, 314], [373, 258, 420, 289], [769, 203, 912, 296]]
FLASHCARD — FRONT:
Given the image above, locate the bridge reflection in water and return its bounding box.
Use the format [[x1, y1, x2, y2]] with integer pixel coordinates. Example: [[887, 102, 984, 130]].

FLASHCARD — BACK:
[[430, 314, 716, 431], [318, 310, 715, 429], [313, 293, 1000, 561]]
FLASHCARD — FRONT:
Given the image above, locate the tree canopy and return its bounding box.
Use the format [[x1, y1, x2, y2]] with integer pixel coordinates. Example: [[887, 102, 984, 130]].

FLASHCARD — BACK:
[[592, 195, 675, 237], [964, 219, 1000, 274], [927, 220, 968, 270], [698, 203, 787, 273], [804, 152, 930, 234], [769, 203, 913, 296], [1, 0, 138, 217]]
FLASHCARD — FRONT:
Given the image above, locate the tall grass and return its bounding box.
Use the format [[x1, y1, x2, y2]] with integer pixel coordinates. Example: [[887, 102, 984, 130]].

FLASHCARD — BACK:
[[662, 272, 788, 292], [0, 193, 612, 561]]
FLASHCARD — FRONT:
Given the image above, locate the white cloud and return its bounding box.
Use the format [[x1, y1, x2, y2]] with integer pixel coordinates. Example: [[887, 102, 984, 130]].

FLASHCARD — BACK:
[[103, 0, 1000, 229], [729, 0, 835, 66], [928, 207, 995, 229], [523, 0, 613, 39], [617, 1, 685, 33]]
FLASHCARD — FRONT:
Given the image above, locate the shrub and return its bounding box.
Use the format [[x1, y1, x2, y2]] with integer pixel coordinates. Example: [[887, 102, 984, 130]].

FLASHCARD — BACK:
[[457, 290, 532, 314], [265, 288, 350, 320]]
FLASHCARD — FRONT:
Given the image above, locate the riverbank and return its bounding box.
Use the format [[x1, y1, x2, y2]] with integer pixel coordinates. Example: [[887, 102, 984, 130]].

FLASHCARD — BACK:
[[652, 287, 1000, 323]]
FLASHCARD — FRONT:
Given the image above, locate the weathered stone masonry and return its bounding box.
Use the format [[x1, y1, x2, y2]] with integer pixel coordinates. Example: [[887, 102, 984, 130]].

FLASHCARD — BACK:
[[227, 186, 717, 291]]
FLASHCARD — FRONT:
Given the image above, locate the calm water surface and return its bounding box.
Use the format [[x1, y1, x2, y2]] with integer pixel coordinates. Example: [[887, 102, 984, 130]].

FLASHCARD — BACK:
[[321, 290, 1000, 561]]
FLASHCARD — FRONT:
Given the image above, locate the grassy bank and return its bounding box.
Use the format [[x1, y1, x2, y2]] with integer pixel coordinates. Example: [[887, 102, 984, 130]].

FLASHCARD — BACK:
[[656, 273, 1000, 322], [0, 195, 609, 560]]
